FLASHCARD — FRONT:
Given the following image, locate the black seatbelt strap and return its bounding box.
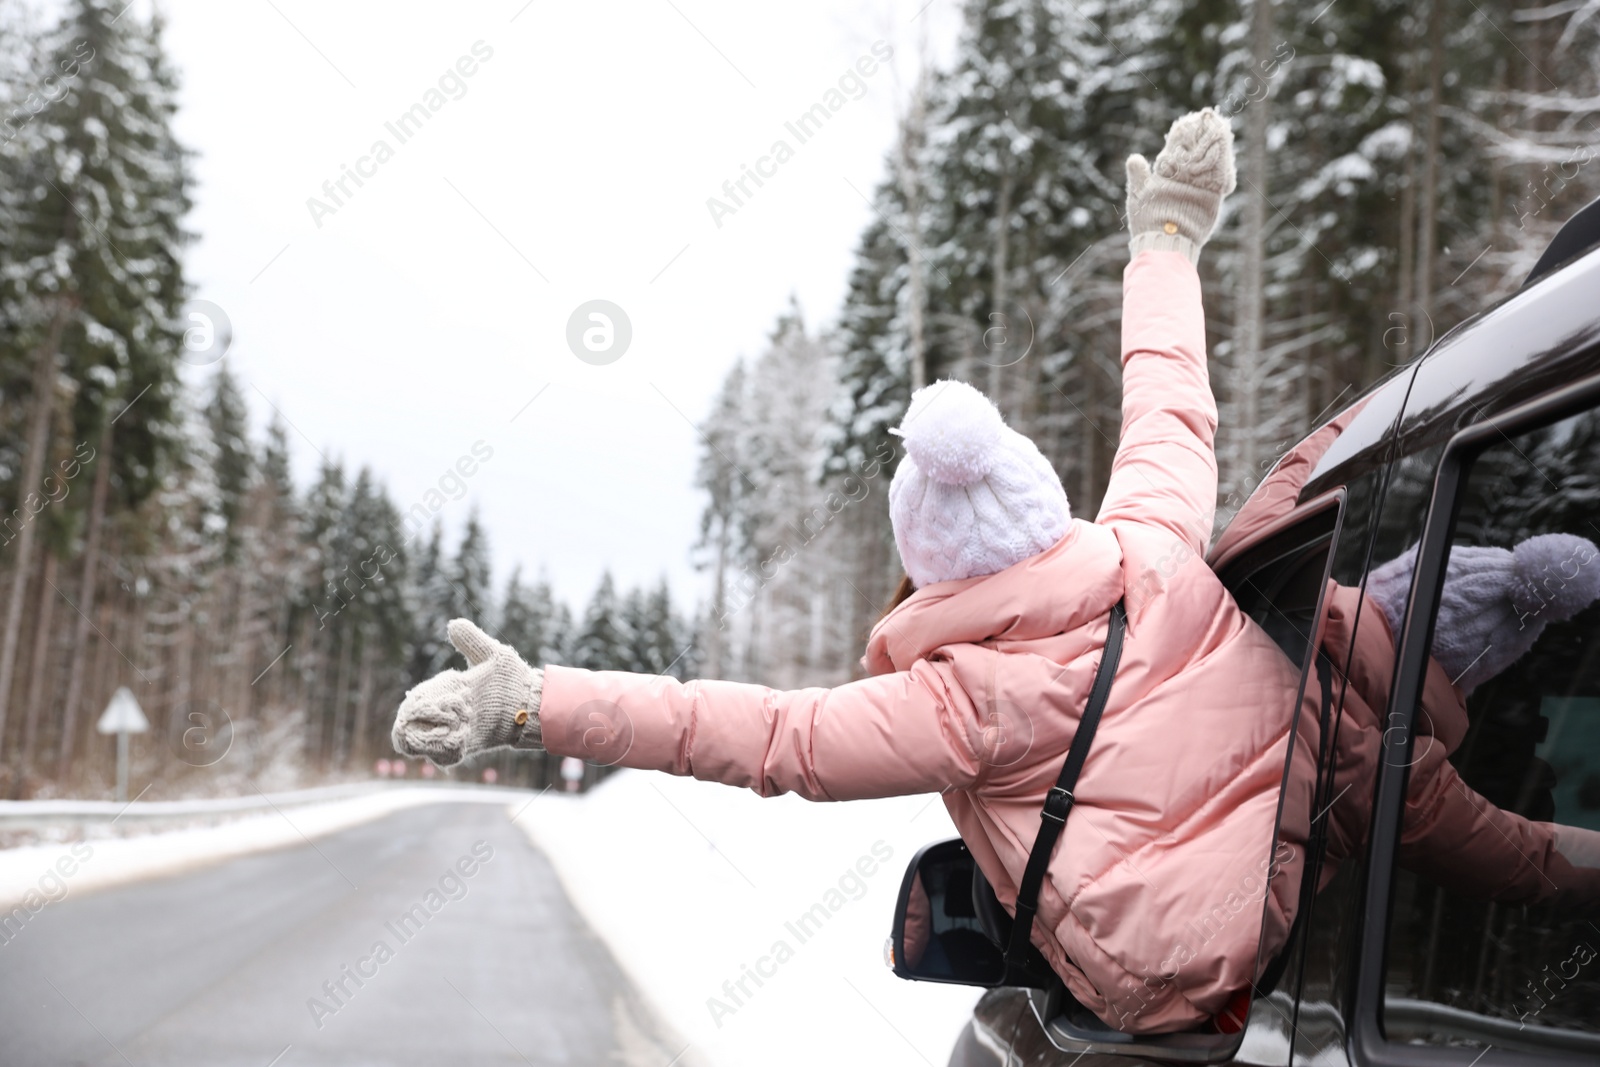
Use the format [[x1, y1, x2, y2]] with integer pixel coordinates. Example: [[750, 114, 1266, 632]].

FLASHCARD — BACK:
[[1005, 599, 1127, 972]]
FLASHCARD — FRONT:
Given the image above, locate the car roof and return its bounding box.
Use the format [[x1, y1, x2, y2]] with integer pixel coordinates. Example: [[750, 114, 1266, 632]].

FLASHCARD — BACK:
[[1301, 235, 1600, 500]]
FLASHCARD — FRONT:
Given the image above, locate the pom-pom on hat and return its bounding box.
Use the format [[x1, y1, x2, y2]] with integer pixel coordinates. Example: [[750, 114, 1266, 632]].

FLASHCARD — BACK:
[[888, 380, 1071, 589], [1367, 532, 1600, 693]]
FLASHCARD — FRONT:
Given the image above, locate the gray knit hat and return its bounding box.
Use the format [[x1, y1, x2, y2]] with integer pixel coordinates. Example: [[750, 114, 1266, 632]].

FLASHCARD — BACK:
[[1367, 533, 1600, 692]]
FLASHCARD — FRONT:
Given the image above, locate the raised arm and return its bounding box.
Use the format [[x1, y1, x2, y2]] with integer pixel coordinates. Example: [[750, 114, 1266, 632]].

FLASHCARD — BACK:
[[1095, 251, 1217, 551], [1095, 109, 1235, 556]]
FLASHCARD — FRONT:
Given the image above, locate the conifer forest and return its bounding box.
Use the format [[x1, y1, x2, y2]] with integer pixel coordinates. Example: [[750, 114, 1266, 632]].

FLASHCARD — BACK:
[[2, 0, 1598, 801]]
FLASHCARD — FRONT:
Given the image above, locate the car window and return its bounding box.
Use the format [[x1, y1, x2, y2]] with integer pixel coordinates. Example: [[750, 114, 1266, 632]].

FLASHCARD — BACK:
[[1381, 405, 1600, 1055], [1286, 441, 1446, 1062], [1198, 388, 1427, 1061], [1203, 498, 1340, 1032]]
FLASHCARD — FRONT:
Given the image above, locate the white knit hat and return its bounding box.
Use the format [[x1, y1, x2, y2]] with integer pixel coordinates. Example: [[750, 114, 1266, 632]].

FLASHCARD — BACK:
[[888, 380, 1072, 589]]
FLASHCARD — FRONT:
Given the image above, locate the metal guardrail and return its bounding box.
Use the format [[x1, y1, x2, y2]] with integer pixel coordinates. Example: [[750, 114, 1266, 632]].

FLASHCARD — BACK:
[[0, 780, 532, 829]]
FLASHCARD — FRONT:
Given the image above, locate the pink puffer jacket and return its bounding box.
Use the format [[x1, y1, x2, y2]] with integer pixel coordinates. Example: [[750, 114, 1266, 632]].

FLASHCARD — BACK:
[[540, 251, 1308, 1033]]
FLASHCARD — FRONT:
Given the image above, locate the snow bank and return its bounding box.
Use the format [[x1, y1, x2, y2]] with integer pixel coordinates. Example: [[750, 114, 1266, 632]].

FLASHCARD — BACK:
[[514, 770, 982, 1067], [0, 786, 516, 910]]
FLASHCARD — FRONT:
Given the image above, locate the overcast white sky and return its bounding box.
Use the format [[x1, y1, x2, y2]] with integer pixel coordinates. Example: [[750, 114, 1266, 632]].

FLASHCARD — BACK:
[[147, 0, 960, 612]]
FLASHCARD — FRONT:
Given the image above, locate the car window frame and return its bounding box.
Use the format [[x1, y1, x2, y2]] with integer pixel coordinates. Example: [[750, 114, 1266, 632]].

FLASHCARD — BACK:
[[1352, 364, 1600, 1067]]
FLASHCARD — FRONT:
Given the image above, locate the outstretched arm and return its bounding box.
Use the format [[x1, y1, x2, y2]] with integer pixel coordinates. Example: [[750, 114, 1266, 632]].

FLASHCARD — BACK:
[[1402, 743, 1600, 913], [539, 659, 988, 801], [1096, 109, 1235, 558], [392, 620, 991, 799]]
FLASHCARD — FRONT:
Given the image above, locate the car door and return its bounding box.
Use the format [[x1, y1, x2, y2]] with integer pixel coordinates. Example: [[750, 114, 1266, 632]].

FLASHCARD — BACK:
[[1283, 213, 1600, 1067], [1348, 373, 1600, 1065]]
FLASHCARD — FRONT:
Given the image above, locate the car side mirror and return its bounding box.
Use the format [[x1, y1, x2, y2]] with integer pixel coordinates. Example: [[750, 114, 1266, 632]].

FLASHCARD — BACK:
[[887, 838, 1009, 986]]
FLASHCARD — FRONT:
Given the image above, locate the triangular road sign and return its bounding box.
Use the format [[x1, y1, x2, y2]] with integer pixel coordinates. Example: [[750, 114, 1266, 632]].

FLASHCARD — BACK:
[[97, 687, 150, 734]]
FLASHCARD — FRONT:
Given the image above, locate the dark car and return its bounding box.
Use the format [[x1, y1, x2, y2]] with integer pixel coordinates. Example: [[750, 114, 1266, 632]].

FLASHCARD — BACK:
[[894, 199, 1600, 1067]]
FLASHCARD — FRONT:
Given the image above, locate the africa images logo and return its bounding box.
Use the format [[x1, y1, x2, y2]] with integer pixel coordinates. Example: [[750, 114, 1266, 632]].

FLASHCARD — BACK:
[[704, 42, 893, 229], [305, 41, 495, 228]]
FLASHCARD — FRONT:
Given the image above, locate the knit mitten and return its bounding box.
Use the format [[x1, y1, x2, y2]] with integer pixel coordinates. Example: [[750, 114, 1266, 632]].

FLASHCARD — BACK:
[[391, 619, 544, 767], [1366, 533, 1600, 693], [1125, 107, 1237, 265]]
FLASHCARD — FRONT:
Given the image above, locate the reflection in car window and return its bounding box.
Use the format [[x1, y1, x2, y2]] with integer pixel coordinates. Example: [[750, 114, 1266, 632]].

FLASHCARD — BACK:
[[1384, 407, 1600, 1047], [1221, 420, 1421, 1058], [1287, 453, 1446, 1060]]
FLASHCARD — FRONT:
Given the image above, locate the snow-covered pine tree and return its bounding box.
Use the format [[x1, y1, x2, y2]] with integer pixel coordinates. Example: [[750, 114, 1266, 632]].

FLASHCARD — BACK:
[[920, 0, 1067, 406], [301, 459, 349, 631], [0, 0, 47, 490], [136, 387, 225, 774], [500, 565, 569, 668], [643, 578, 690, 679], [205, 366, 251, 564], [917, 0, 1173, 510], [325, 468, 377, 767], [733, 303, 836, 688], [197, 364, 256, 770], [220, 410, 301, 770], [618, 577, 689, 677], [819, 191, 911, 652], [571, 571, 629, 672], [1447, 2, 1600, 304], [823, 209, 909, 482], [542, 578, 575, 667], [334, 469, 409, 768], [446, 509, 493, 633], [620, 586, 651, 674], [248, 414, 302, 711], [406, 520, 453, 685], [1025, 0, 1165, 509], [692, 358, 747, 678], [294, 458, 349, 765], [499, 567, 537, 662], [0, 0, 191, 766]]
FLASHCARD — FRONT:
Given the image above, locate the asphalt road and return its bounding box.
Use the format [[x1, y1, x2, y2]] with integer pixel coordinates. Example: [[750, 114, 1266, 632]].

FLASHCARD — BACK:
[[0, 800, 686, 1066]]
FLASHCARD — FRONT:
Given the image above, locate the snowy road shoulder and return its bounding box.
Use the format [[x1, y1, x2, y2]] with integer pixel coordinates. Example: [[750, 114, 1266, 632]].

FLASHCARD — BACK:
[[2, 774, 984, 1066], [514, 770, 981, 1067]]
